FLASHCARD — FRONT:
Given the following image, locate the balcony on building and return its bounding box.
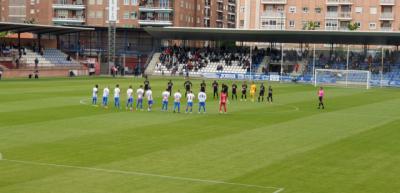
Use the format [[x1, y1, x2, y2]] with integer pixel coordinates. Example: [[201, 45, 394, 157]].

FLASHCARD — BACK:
[[261, 11, 286, 19], [338, 12, 352, 20], [228, 0, 236, 5], [261, 0, 287, 4], [139, 0, 173, 12], [326, 0, 353, 5], [261, 25, 286, 30], [138, 13, 173, 26], [380, 26, 393, 31], [52, 0, 85, 10], [381, 21, 393, 31], [325, 11, 338, 19], [217, 3, 223, 12], [380, 0, 395, 6], [204, 0, 211, 7], [380, 12, 394, 20], [325, 26, 338, 31], [52, 16, 85, 24]]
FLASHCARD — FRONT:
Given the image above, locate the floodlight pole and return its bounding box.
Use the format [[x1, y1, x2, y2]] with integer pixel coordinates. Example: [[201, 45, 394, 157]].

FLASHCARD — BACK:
[[280, 43, 284, 82], [346, 45, 350, 87], [381, 46, 384, 88], [108, 0, 117, 75], [312, 44, 316, 84], [249, 44, 252, 81], [280, 12, 284, 82]]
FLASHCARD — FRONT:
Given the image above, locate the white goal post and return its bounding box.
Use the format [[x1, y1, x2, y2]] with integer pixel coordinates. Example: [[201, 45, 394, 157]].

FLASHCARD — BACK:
[[314, 69, 371, 89]]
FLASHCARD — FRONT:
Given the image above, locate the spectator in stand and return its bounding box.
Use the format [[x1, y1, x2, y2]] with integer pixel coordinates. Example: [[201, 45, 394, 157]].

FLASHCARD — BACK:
[[15, 58, 20, 69], [34, 57, 39, 69]]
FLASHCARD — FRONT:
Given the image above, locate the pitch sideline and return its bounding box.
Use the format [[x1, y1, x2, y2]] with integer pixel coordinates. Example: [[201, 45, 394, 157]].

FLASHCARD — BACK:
[[0, 155, 284, 193]]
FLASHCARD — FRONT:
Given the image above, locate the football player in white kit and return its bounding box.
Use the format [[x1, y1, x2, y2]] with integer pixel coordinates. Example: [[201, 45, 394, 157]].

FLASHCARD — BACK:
[[173, 90, 182, 113], [92, 84, 99, 105], [136, 85, 144, 111], [126, 85, 134, 111], [146, 86, 153, 111], [161, 89, 170, 111], [102, 86, 110, 108], [114, 84, 121, 109], [185, 90, 195, 113], [198, 91, 207, 113]]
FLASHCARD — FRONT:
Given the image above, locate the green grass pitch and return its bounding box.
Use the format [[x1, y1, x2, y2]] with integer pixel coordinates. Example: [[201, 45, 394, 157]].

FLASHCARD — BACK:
[[0, 76, 400, 193]]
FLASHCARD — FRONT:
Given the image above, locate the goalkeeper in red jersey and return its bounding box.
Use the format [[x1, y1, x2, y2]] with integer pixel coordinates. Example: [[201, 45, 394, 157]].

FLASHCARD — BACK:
[[219, 89, 228, 114]]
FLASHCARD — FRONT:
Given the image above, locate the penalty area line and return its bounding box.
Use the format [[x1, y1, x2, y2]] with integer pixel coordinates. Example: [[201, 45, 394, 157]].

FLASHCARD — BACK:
[[80, 98, 99, 107], [0, 156, 284, 192]]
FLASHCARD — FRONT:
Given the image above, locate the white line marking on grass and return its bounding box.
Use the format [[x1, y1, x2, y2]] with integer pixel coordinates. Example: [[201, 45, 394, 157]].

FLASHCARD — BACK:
[[80, 98, 89, 105], [273, 188, 285, 193], [0, 157, 284, 192]]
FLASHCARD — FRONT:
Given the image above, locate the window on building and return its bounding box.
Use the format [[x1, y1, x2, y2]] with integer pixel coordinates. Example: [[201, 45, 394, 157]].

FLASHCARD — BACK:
[[369, 22, 376, 29], [96, 11, 103, 18], [355, 7, 362, 13], [303, 7, 309, 13], [240, 6, 245, 13], [354, 21, 361, 29], [88, 11, 95, 18], [180, 0, 184, 8], [289, 6, 296, 14], [89, 0, 95, 5], [289, 20, 295, 28], [325, 20, 338, 30], [131, 0, 137, 5], [370, 7, 377, 14], [56, 10, 68, 18], [240, 20, 244, 28], [315, 7, 321, 13], [30, 9, 35, 14], [123, 11, 129, 19], [130, 11, 137, 19], [124, 0, 129, 5], [96, 0, 102, 5]]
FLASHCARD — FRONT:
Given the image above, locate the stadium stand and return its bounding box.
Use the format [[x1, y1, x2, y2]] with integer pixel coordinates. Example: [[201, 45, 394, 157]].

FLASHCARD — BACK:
[[23, 48, 80, 67], [152, 46, 266, 76]]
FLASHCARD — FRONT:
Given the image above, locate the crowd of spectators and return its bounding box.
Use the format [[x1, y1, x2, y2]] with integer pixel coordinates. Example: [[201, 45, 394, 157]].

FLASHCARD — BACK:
[[156, 45, 266, 74]]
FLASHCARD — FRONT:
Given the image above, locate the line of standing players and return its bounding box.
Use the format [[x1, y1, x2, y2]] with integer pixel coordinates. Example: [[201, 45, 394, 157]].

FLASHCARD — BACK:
[[92, 78, 274, 113], [208, 80, 273, 103]]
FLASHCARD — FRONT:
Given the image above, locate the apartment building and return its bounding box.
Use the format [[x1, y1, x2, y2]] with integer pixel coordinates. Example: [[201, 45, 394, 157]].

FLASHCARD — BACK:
[[0, 0, 236, 28], [237, 0, 398, 31]]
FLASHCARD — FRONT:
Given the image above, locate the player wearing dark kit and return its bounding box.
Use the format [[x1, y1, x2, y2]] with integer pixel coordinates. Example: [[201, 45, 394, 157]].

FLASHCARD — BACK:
[[183, 80, 193, 97], [231, 83, 238, 100], [241, 82, 248, 101], [221, 84, 229, 99], [212, 80, 219, 99], [167, 80, 173, 96], [267, 86, 273, 103], [144, 78, 150, 91], [200, 80, 206, 92], [258, 83, 266, 102]]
